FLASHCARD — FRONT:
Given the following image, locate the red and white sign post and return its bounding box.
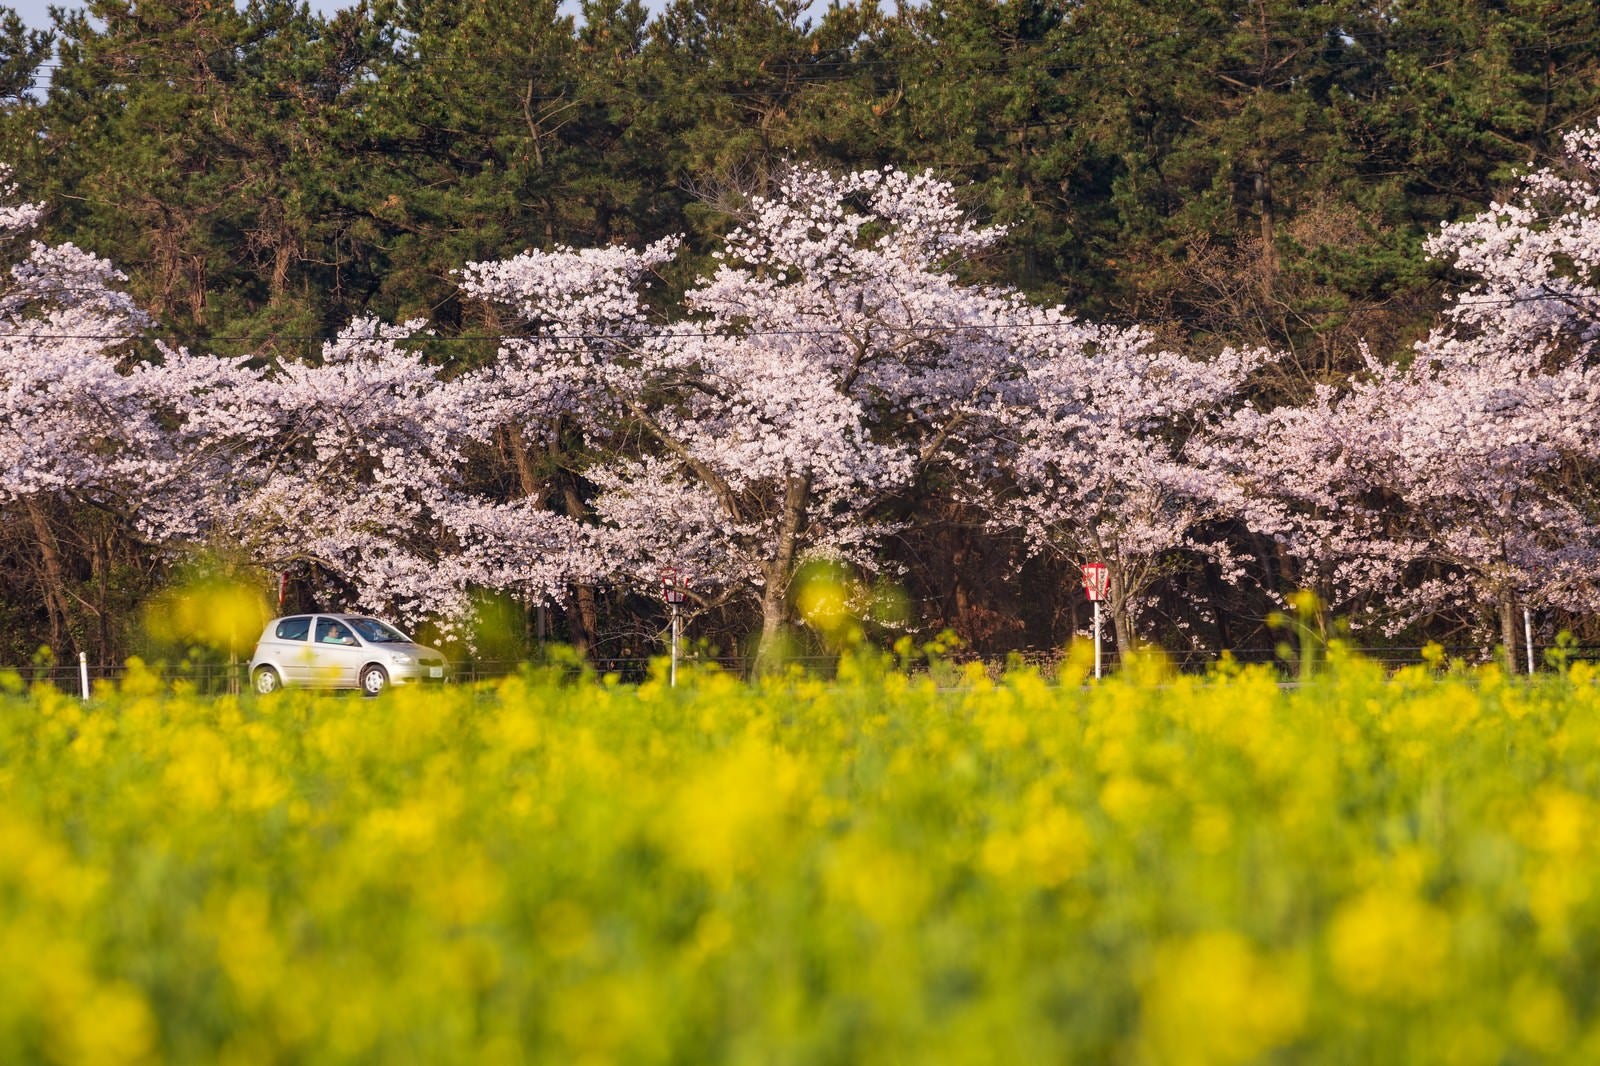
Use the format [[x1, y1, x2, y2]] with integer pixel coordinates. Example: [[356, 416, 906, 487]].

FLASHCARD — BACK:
[[662, 568, 687, 687], [1081, 562, 1110, 679]]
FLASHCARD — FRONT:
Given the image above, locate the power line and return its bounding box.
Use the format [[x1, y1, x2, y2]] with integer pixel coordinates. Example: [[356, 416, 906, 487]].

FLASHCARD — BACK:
[[0, 288, 1590, 347]]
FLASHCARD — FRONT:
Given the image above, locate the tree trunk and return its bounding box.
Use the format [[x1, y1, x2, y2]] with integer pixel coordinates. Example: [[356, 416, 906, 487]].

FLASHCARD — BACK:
[[754, 474, 810, 674], [1203, 559, 1233, 650], [1256, 166, 1278, 283], [1498, 595, 1519, 674], [505, 424, 545, 501], [1108, 567, 1135, 667], [755, 581, 787, 674], [1110, 602, 1135, 666], [560, 472, 600, 660], [25, 497, 76, 656], [507, 423, 599, 660], [566, 581, 600, 661], [92, 526, 112, 665]]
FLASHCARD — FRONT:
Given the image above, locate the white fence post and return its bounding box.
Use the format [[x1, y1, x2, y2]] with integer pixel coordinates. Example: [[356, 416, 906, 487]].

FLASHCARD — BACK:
[[1524, 607, 1536, 675]]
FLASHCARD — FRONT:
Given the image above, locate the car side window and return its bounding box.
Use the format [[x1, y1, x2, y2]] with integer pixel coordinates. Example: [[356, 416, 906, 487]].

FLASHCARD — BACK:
[[275, 616, 311, 641], [316, 619, 357, 646]]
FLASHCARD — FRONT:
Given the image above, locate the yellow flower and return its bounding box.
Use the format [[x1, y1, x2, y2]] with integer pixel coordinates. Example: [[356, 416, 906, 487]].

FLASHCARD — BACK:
[[1517, 787, 1596, 859], [659, 740, 813, 888], [1100, 774, 1157, 825], [825, 833, 931, 927], [209, 888, 285, 1009], [50, 980, 157, 1066], [1327, 888, 1451, 1002], [1139, 931, 1307, 1066], [1508, 974, 1572, 1055], [980, 805, 1091, 888]]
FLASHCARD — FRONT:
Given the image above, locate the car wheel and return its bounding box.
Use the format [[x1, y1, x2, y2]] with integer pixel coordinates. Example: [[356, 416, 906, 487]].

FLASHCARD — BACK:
[[252, 666, 282, 695], [360, 664, 389, 697]]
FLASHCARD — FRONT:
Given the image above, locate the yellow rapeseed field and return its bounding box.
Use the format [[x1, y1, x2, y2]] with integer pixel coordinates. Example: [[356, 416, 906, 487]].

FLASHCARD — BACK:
[[3, 648, 1600, 1064]]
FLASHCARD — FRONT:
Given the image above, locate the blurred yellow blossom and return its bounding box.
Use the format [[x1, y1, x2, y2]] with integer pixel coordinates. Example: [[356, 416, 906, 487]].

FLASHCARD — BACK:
[[659, 739, 814, 888], [1328, 888, 1452, 1002], [1139, 931, 1307, 1066], [0, 645, 1597, 1062]]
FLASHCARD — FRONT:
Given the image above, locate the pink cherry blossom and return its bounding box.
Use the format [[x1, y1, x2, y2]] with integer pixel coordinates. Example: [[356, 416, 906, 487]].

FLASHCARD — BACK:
[[1205, 122, 1600, 663], [457, 165, 1024, 663]]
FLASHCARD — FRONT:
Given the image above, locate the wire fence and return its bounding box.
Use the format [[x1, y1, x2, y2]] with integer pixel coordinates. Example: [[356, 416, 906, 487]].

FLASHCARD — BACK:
[[7, 642, 1598, 698]]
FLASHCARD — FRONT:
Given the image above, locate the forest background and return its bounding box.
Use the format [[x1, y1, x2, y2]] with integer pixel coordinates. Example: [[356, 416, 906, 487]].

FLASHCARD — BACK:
[[2, 0, 1599, 669]]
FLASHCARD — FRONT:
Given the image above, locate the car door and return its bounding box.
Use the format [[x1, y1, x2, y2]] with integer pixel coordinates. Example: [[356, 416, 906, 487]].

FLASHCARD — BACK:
[[271, 615, 315, 683], [312, 616, 365, 687]]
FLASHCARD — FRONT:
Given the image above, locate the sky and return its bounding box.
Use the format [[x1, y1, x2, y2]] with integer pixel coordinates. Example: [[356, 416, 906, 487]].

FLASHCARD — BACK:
[[7, 0, 840, 39], [7, 0, 347, 29], [10, 0, 72, 29], [7, 0, 831, 88], [6, 0, 609, 85], [4, 0, 709, 32], [9, 0, 52, 29]]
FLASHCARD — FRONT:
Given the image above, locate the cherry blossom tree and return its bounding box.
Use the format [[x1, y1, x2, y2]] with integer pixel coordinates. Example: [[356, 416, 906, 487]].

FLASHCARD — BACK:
[[0, 164, 598, 647], [1428, 124, 1600, 355], [458, 166, 1028, 665], [0, 181, 149, 510], [21, 130, 1600, 666], [1204, 123, 1600, 665], [1209, 344, 1600, 664], [0, 167, 253, 653], [159, 317, 596, 633], [989, 328, 1268, 652]]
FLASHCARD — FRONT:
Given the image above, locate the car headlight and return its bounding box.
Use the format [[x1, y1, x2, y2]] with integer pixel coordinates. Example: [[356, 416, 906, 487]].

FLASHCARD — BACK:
[[390, 654, 414, 665]]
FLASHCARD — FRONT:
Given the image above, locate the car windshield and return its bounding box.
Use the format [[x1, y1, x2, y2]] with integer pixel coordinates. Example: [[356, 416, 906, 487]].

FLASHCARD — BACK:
[[348, 617, 409, 643]]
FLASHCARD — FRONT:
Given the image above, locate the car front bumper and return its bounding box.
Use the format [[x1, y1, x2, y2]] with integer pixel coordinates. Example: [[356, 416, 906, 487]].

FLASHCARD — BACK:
[[387, 660, 451, 685]]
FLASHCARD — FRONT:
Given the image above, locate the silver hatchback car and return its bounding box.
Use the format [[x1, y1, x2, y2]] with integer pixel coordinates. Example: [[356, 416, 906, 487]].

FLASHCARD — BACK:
[[249, 614, 449, 696]]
